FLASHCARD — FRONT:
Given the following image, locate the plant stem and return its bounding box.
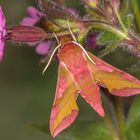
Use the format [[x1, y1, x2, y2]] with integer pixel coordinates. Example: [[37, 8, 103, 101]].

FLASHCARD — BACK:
[[49, 21, 130, 41], [130, 0, 140, 32], [114, 8, 127, 33], [104, 114, 120, 140], [81, 20, 130, 40], [113, 97, 126, 140], [101, 88, 121, 140], [102, 88, 126, 140]]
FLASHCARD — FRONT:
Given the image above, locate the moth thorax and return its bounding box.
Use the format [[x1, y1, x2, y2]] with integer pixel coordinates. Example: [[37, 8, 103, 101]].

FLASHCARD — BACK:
[[60, 35, 73, 46]]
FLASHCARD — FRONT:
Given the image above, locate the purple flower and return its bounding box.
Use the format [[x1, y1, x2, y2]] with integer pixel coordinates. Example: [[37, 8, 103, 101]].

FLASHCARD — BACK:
[[35, 41, 52, 55], [0, 6, 6, 62], [86, 32, 100, 49], [21, 6, 44, 26], [21, 6, 51, 55]]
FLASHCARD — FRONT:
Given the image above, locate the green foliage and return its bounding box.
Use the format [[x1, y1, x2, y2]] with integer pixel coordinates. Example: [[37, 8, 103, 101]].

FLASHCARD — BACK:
[[98, 42, 119, 57], [97, 29, 119, 45], [72, 121, 113, 140], [31, 95, 140, 140], [125, 61, 140, 79], [126, 95, 140, 140], [122, 14, 133, 30], [53, 19, 78, 29], [31, 119, 114, 140], [120, 0, 129, 17]]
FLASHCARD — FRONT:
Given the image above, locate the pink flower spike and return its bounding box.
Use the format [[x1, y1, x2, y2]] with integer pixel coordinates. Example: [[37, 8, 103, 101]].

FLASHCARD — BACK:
[[0, 6, 6, 62], [35, 41, 52, 55]]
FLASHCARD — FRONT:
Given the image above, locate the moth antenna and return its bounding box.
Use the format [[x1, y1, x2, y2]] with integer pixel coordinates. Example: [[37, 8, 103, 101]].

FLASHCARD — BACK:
[[53, 32, 60, 44], [72, 41, 96, 65], [42, 33, 61, 75], [67, 19, 77, 42], [42, 44, 61, 75], [67, 20, 95, 64]]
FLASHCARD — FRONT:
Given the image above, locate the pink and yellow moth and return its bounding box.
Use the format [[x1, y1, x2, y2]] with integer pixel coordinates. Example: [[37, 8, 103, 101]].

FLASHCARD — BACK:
[[43, 36, 140, 137]]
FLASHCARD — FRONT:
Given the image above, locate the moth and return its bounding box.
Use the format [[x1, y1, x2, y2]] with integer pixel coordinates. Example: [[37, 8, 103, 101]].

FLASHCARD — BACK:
[[43, 35, 140, 137]]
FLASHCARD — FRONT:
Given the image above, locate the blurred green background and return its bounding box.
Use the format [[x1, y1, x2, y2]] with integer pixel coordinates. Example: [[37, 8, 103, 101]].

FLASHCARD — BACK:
[[0, 0, 56, 140], [0, 0, 140, 140]]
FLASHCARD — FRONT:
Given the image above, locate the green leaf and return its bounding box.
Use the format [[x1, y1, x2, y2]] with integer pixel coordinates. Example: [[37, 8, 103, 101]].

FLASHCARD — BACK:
[[96, 29, 119, 45], [53, 19, 77, 29], [77, 29, 89, 43], [30, 119, 114, 140], [126, 95, 140, 140], [72, 120, 114, 140], [120, 0, 129, 17], [125, 61, 140, 76], [122, 14, 133, 30], [98, 43, 119, 57]]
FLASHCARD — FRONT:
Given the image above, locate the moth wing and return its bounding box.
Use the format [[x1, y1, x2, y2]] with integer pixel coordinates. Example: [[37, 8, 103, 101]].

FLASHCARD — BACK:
[[80, 82, 105, 117], [50, 62, 79, 137], [87, 52, 140, 96]]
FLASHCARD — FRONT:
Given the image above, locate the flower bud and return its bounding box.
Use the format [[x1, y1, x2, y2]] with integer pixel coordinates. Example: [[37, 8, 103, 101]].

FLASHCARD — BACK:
[[82, 0, 98, 8], [8, 26, 46, 43]]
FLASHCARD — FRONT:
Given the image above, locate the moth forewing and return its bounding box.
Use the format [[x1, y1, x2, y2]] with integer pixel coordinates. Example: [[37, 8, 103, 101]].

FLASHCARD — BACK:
[[72, 41, 96, 65]]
